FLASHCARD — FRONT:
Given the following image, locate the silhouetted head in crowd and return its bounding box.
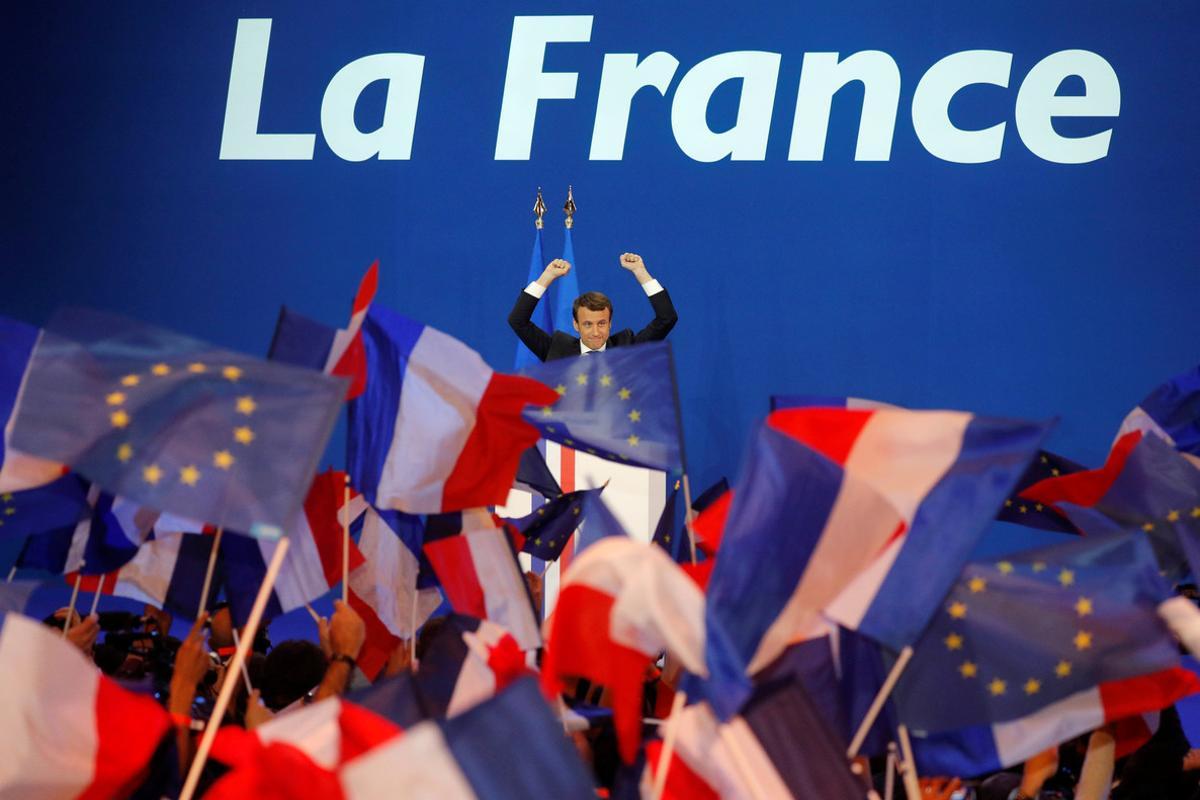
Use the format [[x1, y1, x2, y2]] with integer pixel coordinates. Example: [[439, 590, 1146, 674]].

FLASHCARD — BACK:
[[260, 640, 326, 711]]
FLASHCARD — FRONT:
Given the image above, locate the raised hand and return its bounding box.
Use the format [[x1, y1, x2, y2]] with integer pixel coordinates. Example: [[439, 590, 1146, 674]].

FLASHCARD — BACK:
[[538, 259, 571, 287]]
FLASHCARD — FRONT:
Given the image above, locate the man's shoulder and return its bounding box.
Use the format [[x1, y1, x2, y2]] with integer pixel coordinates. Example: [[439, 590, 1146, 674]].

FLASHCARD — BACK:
[[546, 331, 581, 361]]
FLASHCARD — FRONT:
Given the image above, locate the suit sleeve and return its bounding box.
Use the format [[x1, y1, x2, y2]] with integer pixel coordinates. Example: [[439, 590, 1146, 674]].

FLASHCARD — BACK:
[[632, 289, 678, 344], [508, 290, 553, 362]]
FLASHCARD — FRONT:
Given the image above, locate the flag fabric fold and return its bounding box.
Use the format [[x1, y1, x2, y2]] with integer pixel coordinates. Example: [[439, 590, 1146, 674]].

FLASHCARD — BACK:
[[0, 314, 64, 493]]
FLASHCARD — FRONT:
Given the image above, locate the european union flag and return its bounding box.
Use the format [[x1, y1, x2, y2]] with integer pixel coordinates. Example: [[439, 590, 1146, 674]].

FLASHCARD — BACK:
[[10, 308, 345, 538], [893, 531, 1181, 734], [509, 487, 603, 561], [0, 474, 89, 541], [996, 449, 1086, 534], [519, 341, 682, 471]]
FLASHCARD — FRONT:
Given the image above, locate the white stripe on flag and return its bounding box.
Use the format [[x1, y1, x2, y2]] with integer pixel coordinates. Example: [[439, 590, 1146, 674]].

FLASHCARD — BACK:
[[823, 532, 905, 631], [350, 509, 440, 638], [112, 531, 185, 607], [271, 513, 332, 613], [992, 685, 1104, 767], [0, 615, 100, 797], [846, 410, 971, 523], [466, 529, 540, 650], [377, 327, 492, 512], [340, 721, 475, 799], [254, 697, 345, 770], [669, 701, 792, 800]]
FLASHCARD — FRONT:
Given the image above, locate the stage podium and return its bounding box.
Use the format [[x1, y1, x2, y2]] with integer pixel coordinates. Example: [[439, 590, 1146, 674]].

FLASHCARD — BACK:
[[499, 441, 667, 619]]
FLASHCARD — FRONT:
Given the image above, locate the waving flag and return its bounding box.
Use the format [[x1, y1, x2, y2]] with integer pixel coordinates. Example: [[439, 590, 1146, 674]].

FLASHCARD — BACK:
[[423, 527, 540, 650], [18, 487, 156, 578], [269, 262, 378, 401], [0, 315, 64, 493], [0, 473, 89, 542], [0, 613, 171, 798], [1023, 432, 1200, 580], [521, 341, 683, 471], [11, 308, 345, 538], [72, 530, 220, 619], [542, 538, 749, 762], [222, 469, 364, 626], [1116, 361, 1200, 462], [514, 444, 560, 499], [997, 449, 1086, 533], [707, 408, 1050, 677], [415, 614, 531, 718], [899, 532, 1200, 776], [340, 678, 595, 799], [348, 305, 557, 514], [504, 486, 602, 562], [645, 678, 864, 800]]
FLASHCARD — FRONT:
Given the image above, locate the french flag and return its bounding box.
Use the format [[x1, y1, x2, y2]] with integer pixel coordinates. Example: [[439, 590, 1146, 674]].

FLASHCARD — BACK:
[[347, 304, 558, 514], [339, 677, 596, 799], [0, 613, 171, 798], [423, 527, 541, 651], [268, 262, 377, 400], [542, 537, 749, 763], [414, 614, 531, 718], [1115, 360, 1200, 465], [912, 667, 1200, 777], [0, 315, 64, 494], [707, 408, 1050, 676], [222, 469, 365, 626], [644, 677, 865, 800]]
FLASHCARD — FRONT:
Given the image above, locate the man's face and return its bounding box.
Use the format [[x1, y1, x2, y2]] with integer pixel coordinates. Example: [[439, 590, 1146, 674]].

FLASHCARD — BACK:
[[573, 306, 611, 350]]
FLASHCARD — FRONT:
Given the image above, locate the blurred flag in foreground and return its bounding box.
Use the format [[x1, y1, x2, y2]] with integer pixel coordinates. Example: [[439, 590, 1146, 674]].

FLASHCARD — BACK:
[[11, 308, 345, 538]]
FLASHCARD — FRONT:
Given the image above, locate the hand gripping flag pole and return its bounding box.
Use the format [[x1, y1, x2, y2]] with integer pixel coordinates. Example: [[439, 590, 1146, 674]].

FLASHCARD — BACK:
[[62, 570, 83, 639], [179, 536, 290, 800]]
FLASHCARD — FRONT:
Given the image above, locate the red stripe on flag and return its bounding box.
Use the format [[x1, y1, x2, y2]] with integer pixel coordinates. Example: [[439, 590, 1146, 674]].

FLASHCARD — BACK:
[[542, 584, 653, 763], [558, 445, 577, 574], [65, 571, 118, 595], [306, 470, 364, 589], [645, 740, 721, 800], [442, 373, 558, 512], [347, 589, 401, 681], [336, 700, 403, 765], [692, 489, 731, 555], [1023, 431, 1142, 509], [79, 675, 172, 800], [767, 408, 874, 466], [1099, 666, 1200, 724], [424, 536, 487, 619]]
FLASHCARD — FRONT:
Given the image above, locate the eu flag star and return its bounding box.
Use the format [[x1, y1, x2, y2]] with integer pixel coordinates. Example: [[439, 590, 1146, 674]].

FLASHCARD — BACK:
[[116, 443, 133, 463], [575, 373, 588, 386], [234, 426, 255, 445], [959, 661, 978, 679], [618, 387, 631, 400], [948, 601, 967, 619], [120, 374, 140, 387], [151, 363, 171, 376], [988, 679, 1006, 696], [235, 396, 257, 415], [599, 374, 613, 387], [187, 362, 207, 373], [1074, 597, 1093, 616], [213, 450, 235, 470], [110, 410, 130, 429], [222, 366, 242, 381], [106, 392, 125, 406], [1023, 679, 1041, 695], [628, 409, 641, 423], [944, 632, 964, 650], [1073, 631, 1092, 650], [143, 464, 163, 485], [180, 465, 201, 486]]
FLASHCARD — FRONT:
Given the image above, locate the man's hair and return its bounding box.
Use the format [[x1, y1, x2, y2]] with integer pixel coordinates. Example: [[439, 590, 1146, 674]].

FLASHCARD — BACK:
[[260, 639, 327, 710], [572, 291, 613, 321]]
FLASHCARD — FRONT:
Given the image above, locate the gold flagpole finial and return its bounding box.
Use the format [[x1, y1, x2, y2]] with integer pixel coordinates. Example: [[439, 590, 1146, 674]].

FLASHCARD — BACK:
[[563, 185, 576, 230], [533, 187, 546, 230]]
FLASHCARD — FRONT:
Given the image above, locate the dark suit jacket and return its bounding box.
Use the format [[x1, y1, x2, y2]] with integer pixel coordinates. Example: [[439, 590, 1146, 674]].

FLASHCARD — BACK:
[[508, 287, 678, 362]]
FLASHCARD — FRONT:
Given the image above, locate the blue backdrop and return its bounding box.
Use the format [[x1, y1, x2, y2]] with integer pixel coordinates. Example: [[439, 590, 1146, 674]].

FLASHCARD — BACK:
[[4, 3, 1197, 531]]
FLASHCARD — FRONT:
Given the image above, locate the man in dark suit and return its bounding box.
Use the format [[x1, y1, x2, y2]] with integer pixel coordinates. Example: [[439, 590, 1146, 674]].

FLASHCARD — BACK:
[[508, 252, 678, 362]]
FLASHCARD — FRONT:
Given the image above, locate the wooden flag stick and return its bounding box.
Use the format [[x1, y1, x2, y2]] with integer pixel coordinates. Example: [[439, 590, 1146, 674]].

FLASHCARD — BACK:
[[87, 572, 104, 616], [846, 645, 913, 758], [896, 724, 921, 800], [884, 742, 898, 800], [62, 571, 83, 639], [303, 602, 322, 624], [409, 574, 419, 664], [719, 724, 770, 800], [651, 690, 687, 800], [342, 475, 351, 603], [6, 565, 16, 583], [230, 628, 254, 694], [680, 473, 698, 565], [179, 536, 291, 800], [197, 527, 224, 621]]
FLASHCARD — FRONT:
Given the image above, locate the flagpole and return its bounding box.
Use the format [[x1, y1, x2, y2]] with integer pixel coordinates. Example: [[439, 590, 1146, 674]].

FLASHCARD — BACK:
[[6, 566, 16, 582], [179, 536, 291, 800], [230, 628, 254, 694], [342, 474, 351, 603], [884, 743, 898, 800], [62, 571, 83, 639], [197, 527, 223, 621], [896, 724, 921, 800], [719, 725, 770, 800], [87, 572, 104, 617], [846, 645, 913, 758], [664, 344, 697, 565], [651, 691, 687, 799], [409, 571, 419, 664]]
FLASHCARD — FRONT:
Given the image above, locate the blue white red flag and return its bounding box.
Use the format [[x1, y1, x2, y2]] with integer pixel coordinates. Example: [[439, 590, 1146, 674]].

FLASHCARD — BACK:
[[414, 614, 532, 718], [347, 305, 557, 513], [0, 473, 90, 542], [1116, 361, 1200, 462], [706, 407, 1050, 676], [423, 527, 541, 650], [0, 613, 172, 797], [503, 486, 603, 562]]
